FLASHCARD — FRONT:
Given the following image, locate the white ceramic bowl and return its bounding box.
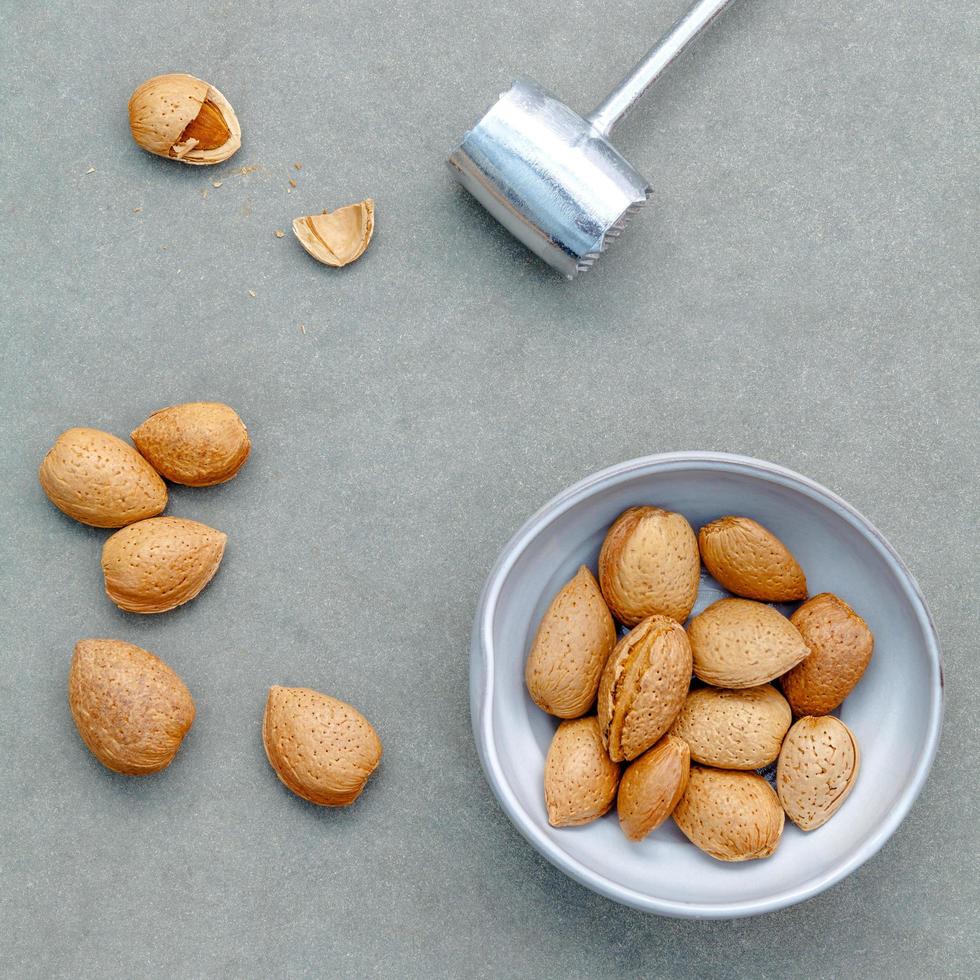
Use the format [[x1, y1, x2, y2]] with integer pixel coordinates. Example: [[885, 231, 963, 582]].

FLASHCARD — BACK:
[[470, 452, 942, 918]]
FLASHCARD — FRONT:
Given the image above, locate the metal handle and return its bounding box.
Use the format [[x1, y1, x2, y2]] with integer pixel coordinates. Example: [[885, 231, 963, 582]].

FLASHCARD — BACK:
[[587, 0, 737, 137]]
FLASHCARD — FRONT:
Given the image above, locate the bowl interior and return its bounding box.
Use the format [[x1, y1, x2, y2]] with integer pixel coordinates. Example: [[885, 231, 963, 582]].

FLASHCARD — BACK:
[[475, 456, 941, 916]]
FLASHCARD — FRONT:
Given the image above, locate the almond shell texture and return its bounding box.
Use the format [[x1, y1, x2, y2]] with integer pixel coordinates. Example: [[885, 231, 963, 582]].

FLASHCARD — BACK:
[[525, 566, 617, 718], [101, 516, 226, 614], [598, 506, 700, 626], [68, 638, 195, 775], [687, 598, 809, 688], [698, 515, 807, 602], [617, 734, 690, 841], [132, 401, 251, 487], [673, 766, 785, 862], [128, 73, 241, 165], [777, 715, 860, 830], [669, 684, 792, 770], [782, 593, 874, 716], [597, 615, 693, 763], [263, 686, 383, 807], [543, 716, 620, 827], [39, 427, 167, 527]]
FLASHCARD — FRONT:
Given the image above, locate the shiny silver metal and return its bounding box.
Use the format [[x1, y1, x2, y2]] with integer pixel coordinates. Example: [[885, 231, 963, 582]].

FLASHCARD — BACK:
[[448, 0, 737, 279]]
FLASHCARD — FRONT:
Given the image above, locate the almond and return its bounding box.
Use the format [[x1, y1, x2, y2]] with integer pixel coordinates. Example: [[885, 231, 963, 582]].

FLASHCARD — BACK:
[[669, 684, 792, 770], [101, 516, 226, 613], [525, 566, 617, 718], [687, 598, 809, 688], [698, 516, 807, 601], [128, 73, 241, 165], [543, 716, 620, 827], [617, 734, 690, 841], [598, 506, 700, 625], [292, 200, 375, 267], [673, 766, 784, 861], [263, 686, 382, 806], [39, 427, 167, 527], [68, 639, 195, 774], [777, 716, 860, 830], [132, 402, 251, 487], [782, 593, 874, 715], [597, 615, 692, 763]]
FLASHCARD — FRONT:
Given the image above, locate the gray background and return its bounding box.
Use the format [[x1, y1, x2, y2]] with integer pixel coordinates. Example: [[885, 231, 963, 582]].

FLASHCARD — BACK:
[[1, 0, 977, 976]]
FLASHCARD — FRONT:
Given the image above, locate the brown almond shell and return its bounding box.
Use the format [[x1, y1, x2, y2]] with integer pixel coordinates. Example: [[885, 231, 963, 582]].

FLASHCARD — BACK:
[[673, 766, 785, 861], [132, 402, 250, 487], [68, 638, 195, 775], [782, 593, 874, 716], [617, 734, 690, 841], [262, 686, 382, 807], [698, 516, 807, 602], [598, 507, 700, 626], [597, 615, 693, 763], [525, 566, 617, 718], [543, 716, 620, 827]]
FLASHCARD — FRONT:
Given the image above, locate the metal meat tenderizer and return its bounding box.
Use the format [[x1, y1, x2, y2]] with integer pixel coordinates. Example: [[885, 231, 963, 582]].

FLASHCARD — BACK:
[[448, 0, 736, 278]]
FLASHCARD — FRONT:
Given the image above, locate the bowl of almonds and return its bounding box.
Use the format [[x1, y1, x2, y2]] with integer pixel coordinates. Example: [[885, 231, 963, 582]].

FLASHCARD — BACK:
[[471, 452, 942, 918]]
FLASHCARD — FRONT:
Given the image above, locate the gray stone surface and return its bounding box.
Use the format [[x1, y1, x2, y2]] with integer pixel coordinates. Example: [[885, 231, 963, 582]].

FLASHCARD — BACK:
[[1, 0, 977, 976]]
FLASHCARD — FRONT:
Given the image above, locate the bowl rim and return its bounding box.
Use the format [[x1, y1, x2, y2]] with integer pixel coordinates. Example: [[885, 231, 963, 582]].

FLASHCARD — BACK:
[[470, 451, 944, 918]]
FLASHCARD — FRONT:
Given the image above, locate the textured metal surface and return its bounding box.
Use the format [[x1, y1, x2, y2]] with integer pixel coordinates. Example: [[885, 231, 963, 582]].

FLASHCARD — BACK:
[[448, 79, 651, 279], [449, 0, 736, 276]]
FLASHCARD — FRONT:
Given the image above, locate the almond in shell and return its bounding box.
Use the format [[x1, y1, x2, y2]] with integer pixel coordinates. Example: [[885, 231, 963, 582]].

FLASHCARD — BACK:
[[543, 716, 620, 827], [39, 427, 167, 527], [673, 766, 784, 861], [698, 516, 807, 602], [263, 686, 383, 807], [101, 516, 226, 613], [687, 598, 809, 688], [781, 593, 874, 716], [597, 615, 693, 763], [525, 566, 617, 718], [598, 507, 700, 626], [777, 715, 860, 830], [132, 402, 251, 487], [68, 639, 195, 774], [617, 734, 690, 841], [128, 73, 241, 165], [669, 684, 792, 770]]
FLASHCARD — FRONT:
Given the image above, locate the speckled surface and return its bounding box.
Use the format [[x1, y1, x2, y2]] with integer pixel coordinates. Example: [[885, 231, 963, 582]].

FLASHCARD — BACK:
[[0, 0, 977, 977]]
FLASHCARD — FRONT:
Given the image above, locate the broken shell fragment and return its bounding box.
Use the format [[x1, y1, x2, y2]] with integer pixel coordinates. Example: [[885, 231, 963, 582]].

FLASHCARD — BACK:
[[128, 73, 241, 166], [292, 200, 375, 267]]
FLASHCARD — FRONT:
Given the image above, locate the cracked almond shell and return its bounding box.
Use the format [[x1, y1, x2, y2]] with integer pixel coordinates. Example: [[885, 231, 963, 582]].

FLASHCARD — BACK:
[[543, 716, 620, 827], [69, 639, 195, 775], [669, 684, 792, 770], [687, 598, 809, 688], [598, 506, 700, 626], [132, 401, 250, 487], [525, 566, 617, 718], [128, 73, 241, 165], [292, 199, 374, 267], [781, 593, 874, 715], [39, 427, 167, 528], [617, 734, 690, 841], [263, 686, 382, 807], [597, 615, 693, 763], [777, 715, 860, 830], [673, 766, 785, 861], [698, 515, 807, 602], [101, 516, 226, 613]]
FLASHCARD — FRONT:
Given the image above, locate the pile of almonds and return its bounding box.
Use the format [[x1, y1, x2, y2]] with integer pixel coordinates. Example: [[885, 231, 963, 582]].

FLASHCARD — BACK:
[[40, 405, 382, 806], [527, 508, 873, 861]]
